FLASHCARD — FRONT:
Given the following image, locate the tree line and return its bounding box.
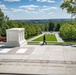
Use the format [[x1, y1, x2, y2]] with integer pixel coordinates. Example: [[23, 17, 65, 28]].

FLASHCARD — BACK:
[[0, 9, 62, 39], [0, 8, 76, 41]]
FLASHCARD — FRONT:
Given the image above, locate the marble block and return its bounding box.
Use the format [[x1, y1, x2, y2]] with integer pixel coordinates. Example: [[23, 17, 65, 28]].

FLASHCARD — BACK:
[[5, 28, 27, 47]]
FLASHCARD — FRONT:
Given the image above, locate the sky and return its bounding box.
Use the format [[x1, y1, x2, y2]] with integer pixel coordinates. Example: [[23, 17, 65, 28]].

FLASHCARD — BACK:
[[0, 0, 71, 20]]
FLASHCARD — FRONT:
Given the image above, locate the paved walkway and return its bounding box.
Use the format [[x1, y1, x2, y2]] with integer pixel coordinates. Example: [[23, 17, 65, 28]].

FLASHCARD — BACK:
[[27, 33, 44, 42], [55, 32, 64, 42], [0, 45, 76, 74]]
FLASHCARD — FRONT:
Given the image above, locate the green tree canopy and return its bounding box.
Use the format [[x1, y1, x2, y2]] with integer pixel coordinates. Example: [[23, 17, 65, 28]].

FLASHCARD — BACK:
[[60, 23, 76, 41], [0, 9, 4, 26], [48, 21, 54, 31], [60, 0, 76, 19]]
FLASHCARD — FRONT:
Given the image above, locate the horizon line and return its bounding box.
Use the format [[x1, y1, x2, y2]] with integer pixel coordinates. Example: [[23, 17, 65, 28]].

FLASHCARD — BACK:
[[11, 18, 71, 20]]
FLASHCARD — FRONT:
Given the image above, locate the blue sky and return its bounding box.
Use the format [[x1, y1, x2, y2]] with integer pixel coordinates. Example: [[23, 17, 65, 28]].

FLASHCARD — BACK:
[[0, 0, 71, 20]]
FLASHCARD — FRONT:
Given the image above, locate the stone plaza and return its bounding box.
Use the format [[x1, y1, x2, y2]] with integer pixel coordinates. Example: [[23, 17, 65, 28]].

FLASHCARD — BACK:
[[0, 45, 76, 75]]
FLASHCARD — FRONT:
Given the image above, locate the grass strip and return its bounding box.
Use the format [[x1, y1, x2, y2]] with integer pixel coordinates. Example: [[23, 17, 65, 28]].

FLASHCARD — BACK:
[[33, 34, 57, 41]]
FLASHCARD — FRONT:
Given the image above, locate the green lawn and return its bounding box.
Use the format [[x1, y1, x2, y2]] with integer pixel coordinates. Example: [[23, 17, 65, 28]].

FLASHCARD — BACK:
[[33, 34, 57, 41], [28, 34, 76, 45], [26, 34, 40, 40]]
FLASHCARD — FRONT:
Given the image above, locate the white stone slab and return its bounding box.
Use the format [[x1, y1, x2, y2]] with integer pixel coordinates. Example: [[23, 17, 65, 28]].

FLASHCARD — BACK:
[[16, 49, 27, 53], [5, 28, 27, 47], [0, 49, 11, 53]]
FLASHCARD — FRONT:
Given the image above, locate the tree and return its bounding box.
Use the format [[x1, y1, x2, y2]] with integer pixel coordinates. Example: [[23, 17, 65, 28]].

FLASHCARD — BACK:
[[0, 9, 7, 36], [4, 15, 9, 21], [60, 23, 76, 41], [48, 21, 54, 31], [55, 23, 60, 31], [60, 0, 76, 19], [0, 9, 4, 26], [6, 20, 16, 28]]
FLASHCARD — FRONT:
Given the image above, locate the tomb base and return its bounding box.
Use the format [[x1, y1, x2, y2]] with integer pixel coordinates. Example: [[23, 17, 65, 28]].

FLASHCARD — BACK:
[[5, 40, 27, 47], [5, 28, 27, 47]]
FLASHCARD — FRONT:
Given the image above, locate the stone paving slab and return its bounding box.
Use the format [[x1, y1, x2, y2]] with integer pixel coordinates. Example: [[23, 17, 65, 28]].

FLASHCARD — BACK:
[[0, 62, 76, 75], [0, 45, 76, 75]]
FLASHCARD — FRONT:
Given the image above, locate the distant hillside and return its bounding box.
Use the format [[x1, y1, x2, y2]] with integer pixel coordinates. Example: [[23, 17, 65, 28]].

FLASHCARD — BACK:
[[13, 18, 70, 23]]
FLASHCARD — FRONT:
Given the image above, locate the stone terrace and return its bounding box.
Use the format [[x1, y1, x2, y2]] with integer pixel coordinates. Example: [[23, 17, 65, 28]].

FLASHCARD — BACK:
[[0, 45, 76, 75]]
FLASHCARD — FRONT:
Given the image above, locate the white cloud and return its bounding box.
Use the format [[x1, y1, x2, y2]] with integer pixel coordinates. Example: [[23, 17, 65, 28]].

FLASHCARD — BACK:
[[50, 7, 57, 9], [12, 5, 58, 14], [2, 10, 10, 13], [24, 10, 38, 14], [37, 0, 46, 2], [41, 6, 57, 12], [24, 10, 30, 13], [48, 12, 54, 15], [37, 0, 55, 3], [48, 0, 55, 3], [0, 4, 7, 10], [11, 8, 23, 12], [19, 5, 39, 10], [31, 11, 38, 14], [4, 0, 20, 2], [43, 6, 48, 8], [2, 4, 69, 20]]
